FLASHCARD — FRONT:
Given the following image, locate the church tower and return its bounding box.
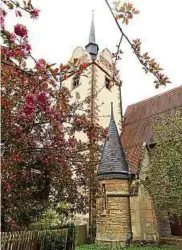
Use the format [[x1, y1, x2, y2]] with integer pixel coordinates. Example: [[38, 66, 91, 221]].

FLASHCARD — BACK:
[[96, 103, 131, 247], [61, 11, 123, 132]]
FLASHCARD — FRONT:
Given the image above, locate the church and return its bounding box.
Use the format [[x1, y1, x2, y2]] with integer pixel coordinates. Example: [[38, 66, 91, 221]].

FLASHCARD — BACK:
[[62, 12, 182, 246]]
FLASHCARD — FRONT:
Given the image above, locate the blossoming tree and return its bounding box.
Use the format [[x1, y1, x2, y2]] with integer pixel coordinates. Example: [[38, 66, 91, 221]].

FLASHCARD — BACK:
[[1, 0, 172, 234], [1, 0, 106, 231]]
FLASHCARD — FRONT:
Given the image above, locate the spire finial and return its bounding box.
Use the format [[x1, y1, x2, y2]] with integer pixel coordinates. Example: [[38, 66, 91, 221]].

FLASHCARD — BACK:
[[89, 9, 96, 43], [85, 10, 99, 59], [111, 102, 114, 120]]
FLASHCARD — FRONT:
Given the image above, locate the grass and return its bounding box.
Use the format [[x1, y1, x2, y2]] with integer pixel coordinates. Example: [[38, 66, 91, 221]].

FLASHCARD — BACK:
[[76, 244, 181, 250]]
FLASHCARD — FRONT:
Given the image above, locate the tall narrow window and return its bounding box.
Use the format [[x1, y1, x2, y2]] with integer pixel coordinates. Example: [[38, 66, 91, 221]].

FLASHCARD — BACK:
[[105, 77, 110, 90], [73, 76, 80, 88], [102, 184, 107, 210], [105, 76, 112, 90]]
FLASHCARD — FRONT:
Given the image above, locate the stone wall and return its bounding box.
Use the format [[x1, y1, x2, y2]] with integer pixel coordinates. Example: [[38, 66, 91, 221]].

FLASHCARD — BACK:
[[96, 179, 131, 247], [130, 196, 158, 241], [132, 146, 170, 240], [96, 177, 159, 245]]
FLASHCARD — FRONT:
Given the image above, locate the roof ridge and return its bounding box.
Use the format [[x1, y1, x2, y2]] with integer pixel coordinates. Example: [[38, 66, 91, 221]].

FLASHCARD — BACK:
[[126, 85, 182, 109]]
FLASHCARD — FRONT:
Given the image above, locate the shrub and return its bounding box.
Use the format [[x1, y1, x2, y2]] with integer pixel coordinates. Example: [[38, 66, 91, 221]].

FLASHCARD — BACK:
[[39, 234, 66, 250], [29, 203, 74, 230]]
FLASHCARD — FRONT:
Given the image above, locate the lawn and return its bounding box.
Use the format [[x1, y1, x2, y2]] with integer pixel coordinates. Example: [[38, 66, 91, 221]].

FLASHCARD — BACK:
[[76, 244, 181, 250]]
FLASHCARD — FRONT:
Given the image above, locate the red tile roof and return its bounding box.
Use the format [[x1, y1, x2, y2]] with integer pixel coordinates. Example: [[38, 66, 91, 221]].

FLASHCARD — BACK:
[[121, 85, 182, 174]]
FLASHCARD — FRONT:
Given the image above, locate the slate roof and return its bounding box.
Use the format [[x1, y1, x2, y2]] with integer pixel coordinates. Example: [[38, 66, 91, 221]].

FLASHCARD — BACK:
[[121, 85, 182, 174], [97, 103, 129, 180]]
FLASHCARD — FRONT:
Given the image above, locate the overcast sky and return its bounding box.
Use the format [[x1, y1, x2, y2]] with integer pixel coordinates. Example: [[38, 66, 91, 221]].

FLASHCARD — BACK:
[[6, 0, 182, 112]]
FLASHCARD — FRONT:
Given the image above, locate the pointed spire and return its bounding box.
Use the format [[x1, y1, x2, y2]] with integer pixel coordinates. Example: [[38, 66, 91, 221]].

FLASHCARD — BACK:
[[85, 10, 99, 60], [97, 102, 130, 180], [110, 102, 114, 121], [89, 10, 96, 43]]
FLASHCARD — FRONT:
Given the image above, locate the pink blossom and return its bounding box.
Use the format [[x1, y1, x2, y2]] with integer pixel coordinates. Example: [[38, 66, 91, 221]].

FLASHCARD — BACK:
[[36, 59, 46, 68], [37, 92, 48, 103], [104, 127, 110, 138], [19, 113, 26, 120], [7, 50, 16, 57], [31, 9, 40, 19], [26, 93, 35, 104], [21, 43, 31, 53], [6, 182, 12, 189], [25, 43, 31, 52], [43, 158, 49, 165], [0, 9, 6, 28], [42, 106, 50, 112], [14, 24, 28, 37], [57, 123, 62, 131], [69, 137, 76, 147], [1, 8, 7, 17], [24, 93, 36, 117], [0, 8, 7, 29], [8, 46, 27, 58], [13, 152, 23, 163], [1, 16, 5, 29], [24, 105, 35, 117], [9, 33, 16, 43], [10, 220, 15, 226], [17, 127, 23, 134]]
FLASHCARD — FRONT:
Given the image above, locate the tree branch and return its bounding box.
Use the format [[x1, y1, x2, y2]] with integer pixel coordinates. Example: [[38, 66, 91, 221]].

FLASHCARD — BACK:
[[114, 34, 124, 65], [104, 0, 166, 85]]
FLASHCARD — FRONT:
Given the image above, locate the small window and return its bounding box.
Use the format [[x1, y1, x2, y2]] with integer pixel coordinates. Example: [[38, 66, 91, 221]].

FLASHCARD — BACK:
[[102, 184, 107, 210], [102, 184, 106, 193], [73, 76, 80, 88], [105, 76, 111, 90]]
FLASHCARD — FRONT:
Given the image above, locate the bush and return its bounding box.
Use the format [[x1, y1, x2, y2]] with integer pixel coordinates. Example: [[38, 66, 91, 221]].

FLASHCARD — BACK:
[[39, 234, 66, 250], [29, 203, 74, 230]]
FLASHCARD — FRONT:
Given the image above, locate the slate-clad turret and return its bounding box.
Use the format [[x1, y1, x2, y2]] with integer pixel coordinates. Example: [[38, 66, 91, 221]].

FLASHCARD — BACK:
[[97, 102, 129, 179], [85, 10, 99, 60]]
